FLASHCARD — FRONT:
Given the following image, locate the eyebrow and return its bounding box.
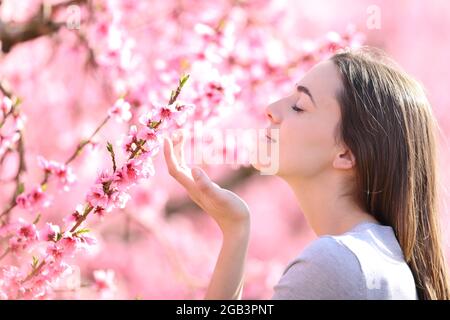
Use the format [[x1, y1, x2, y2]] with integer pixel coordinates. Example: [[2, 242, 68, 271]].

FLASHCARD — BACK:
[[296, 84, 317, 107]]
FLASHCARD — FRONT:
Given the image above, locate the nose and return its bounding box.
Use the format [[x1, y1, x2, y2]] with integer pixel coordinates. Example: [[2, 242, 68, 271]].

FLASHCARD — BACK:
[[265, 103, 281, 124]]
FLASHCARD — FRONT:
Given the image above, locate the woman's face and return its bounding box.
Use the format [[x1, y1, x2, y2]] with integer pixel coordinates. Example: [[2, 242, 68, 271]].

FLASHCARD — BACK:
[[262, 60, 349, 179]]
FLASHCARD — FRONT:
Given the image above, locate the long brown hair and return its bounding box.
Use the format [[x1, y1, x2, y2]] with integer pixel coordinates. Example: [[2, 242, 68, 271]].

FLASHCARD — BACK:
[[331, 47, 450, 300]]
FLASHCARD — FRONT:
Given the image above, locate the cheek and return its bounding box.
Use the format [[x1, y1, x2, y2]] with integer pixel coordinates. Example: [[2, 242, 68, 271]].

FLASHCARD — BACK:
[[279, 118, 337, 176]]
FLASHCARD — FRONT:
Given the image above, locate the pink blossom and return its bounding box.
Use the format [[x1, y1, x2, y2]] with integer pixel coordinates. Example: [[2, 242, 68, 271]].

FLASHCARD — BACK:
[[86, 184, 110, 210], [113, 160, 139, 188], [45, 232, 85, 262], [153, 101, 195, 127], [95, 169, 113, 184], [37, 156, 76, 191], [0, 265, 24, 300], [111, 169, 131, 190], [138, 110, 158, 127], [171, 102, 195, 126], [20, 284, 48, 299], [136, 125, 158, 141], [13, 113, 26, 131], [1, 96, 12, 114], [120, 125, 139, 153], [63, 205, 84, 227], [0, 131, 20, 158], [37, 257, 72, 292], [87, 172, 130, 212], [59, 235, 78, 257], [108, 98, 132, 123], [46, 243, 66, 262], [8, 219, 40, 253], [135, 153, 156, 179], [114, 155, 155, 189], [40, 223, 61, 242], [45, 231, 97, 262], [93, 269, 117, 299], [110, 190, 131, 209], [15, 186, 52, 212]]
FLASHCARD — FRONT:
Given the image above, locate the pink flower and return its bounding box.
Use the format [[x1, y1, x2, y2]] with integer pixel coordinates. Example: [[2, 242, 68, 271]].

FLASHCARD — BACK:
[[20, 276, 49, 300], [86, 184, 110, 210], [39, 255, 72, 288], [37, 156, 76, 191], [138, 110, 158, 127], [1, 96, 12, 114], [110, 190, 131, 209], [113, 160, 139, 189], [45, 232, 82, 261], [95, 169, 113, 184], [0, 131, 20, 158], [40, 223, 61, 242], [135, 153, 156, 179], [108, 98, 132, 122], [46, 243, 66, 262], [59, 235, 78, 257], [111, 170, 130, 190], [87, 172, 129, 212], [120, 125, 139, 153], [0, 265, 24, 299], [53, 165, 76, 191], [45, 231, 97, 263], [93, 269, 117, 299], [13, 113, 26, 131], [155, 101, 195, 126], [63, 204, 84, 227], [137, 126, 158, 141], [171, 101, 195, 126], [15, 186, 52, 212], [114, 155, 155, 189], [8, 219, 40, 253]]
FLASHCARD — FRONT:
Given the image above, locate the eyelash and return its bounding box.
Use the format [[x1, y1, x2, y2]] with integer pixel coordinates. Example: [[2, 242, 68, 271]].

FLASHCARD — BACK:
[[291, 105, 304, 113]]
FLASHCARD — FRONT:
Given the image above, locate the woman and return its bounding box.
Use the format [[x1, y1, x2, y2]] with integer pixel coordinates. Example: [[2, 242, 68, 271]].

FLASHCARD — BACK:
[[163, 47, 450, 300]]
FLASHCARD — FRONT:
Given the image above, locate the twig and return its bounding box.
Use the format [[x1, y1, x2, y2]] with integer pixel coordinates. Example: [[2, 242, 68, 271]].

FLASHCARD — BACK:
[[69, 204, 93, 233], [0, 114, 111, 222], [0, 248, 10, 261], [65, 115, 110, 166], [0, 0, 88, 53], [0, 131, 26, 224]]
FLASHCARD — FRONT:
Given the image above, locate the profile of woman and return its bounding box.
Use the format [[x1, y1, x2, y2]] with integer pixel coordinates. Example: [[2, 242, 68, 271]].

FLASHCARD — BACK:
[[163, 47, 450, 300]]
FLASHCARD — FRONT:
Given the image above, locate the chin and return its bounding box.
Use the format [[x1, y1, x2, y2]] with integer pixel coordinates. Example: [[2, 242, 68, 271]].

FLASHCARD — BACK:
[[251, 160, 281, 176]]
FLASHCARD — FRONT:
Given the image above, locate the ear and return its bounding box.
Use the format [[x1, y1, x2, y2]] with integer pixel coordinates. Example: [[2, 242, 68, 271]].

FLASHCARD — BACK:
[[332, 147, 356, 170]]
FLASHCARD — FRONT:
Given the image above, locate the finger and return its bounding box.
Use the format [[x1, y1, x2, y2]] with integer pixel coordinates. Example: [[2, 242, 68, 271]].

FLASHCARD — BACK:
[[172, 130, 186, 167], [163, 136, 178, 172], [164, 137, 196, 191], [191, 167, 222, 199]]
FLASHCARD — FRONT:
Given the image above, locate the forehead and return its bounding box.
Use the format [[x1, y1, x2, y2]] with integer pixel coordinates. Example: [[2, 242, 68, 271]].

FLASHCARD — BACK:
[[299, 60, 342, 103]]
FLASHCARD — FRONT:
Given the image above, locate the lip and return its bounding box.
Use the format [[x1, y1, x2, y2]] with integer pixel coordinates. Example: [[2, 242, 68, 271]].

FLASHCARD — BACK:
[[265, 129, 277, 143]]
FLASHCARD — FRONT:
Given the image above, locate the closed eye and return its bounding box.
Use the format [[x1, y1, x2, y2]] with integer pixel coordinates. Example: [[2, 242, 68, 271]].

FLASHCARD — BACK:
[[291, 105, 304, 113]]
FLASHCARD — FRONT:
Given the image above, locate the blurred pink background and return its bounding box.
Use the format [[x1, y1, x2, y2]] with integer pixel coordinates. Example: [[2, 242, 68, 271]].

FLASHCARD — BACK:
[[1, 0, 449, 299]]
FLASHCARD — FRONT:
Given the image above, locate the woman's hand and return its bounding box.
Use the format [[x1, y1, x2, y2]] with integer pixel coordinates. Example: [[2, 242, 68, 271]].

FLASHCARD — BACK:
[[163, 132, 250, 233], [163, 131, 250, 299]]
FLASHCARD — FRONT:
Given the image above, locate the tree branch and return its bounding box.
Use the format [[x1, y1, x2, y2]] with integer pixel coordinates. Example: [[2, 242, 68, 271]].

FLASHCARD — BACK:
[[0, 0, 88, 53]]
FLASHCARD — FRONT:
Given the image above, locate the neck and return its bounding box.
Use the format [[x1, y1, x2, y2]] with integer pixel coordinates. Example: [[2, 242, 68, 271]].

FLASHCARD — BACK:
[[282, 171, 379, 236]]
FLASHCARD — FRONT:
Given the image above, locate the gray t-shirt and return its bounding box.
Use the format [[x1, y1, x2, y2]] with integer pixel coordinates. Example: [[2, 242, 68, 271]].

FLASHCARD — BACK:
[[271, 222, 418, 299]]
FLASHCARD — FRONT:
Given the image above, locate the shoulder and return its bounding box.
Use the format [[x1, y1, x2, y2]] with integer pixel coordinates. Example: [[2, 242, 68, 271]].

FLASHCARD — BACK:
[[287, 236, 364, 275], [301, 236, 356, 261], [271, 236, 367, 300]]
